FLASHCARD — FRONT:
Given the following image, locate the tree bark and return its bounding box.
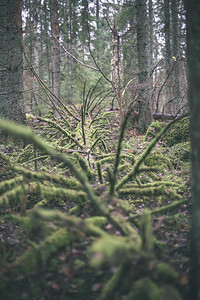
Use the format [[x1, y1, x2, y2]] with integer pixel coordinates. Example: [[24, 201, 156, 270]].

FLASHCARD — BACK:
[[149, 0, 155, 112], [111, 19, 123, 123], [0, 0, 26, 124], [44, 0, 52, 89], [164, 0, 171, 64], [50, 0, 61, 101], [185, 0, 200, 299], [149, 0, 153, 74], [136, 0, 152, 133], [65, 0, 74, 102], [171, 0, 181, 113], [164, 0, 173, 114]]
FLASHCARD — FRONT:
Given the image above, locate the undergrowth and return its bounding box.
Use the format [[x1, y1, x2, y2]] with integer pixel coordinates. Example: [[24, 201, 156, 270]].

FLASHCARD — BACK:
[[0, 106, 190, 300]]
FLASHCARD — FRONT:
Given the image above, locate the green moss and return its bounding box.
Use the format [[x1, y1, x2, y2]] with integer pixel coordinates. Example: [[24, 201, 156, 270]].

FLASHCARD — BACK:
[[144, 152, 173, 170], [39, 184, 86, 205], [0, 150, 11, 165], [98, 156, 115, 165], [0, 176, 23, 196], [17, 144, 34, 163], [145, 122, 165, 141], [124, 181, 181, 189], [96, 162, 104, 184], [153, 239, 166, 258], [14, 166, 82, 190], [118, 162, 132, 173], [117, 199, 131, 211], [10, 214, 45, 239], [161, 285, 182, 300], [68, 205, 81, 215], [97, 153, 134, 166], [153, 262, 178, 283], [140, 211, 153, 251], [0, 184, 24, 207], [86, 216, 108, 227], [40, 229, 73, 263], [163, 117, 190, 146], [130, 199, 187, 223], [6, 228, 75, 277], [37, 116, 83, 148], [74, 259, 86, 269], [118, 185, 180, 198], [34, 199, 48, 208], [89, 137, 108, 154], [72, 152, 94, 181], [98, 262, 130, 300], [95, 153, 115, 160], [171, 142, 191, 162], [89, 234, 141, 267], [125, 277, 164, 300]]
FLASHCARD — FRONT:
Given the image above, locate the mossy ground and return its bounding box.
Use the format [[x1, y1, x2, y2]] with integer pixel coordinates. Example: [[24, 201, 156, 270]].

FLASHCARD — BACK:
[[0, 116, 191, 299], [145, 117, 190, 146]]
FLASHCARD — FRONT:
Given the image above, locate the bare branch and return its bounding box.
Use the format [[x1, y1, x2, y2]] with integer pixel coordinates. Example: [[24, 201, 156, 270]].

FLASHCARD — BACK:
[[53, 35, 99, 72], [155, 61, 176, 113], [121, 77, 138, 103], [87, 42, 112, 84]]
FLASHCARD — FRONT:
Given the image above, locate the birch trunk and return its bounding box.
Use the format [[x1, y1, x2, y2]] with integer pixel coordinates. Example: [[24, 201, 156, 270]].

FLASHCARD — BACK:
[[111, 20, 123, 123]]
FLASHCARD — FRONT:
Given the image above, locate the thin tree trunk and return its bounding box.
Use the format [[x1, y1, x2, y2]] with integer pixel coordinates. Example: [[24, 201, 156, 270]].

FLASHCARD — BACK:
[[31, 1, 40, 114], [66, 0, 74, 102], [111, 20, 123, 123], [171, 0, 181, 113], [50, 0, 61, 101], [44, 0, 52, 89], [164, 0, 173, 114]]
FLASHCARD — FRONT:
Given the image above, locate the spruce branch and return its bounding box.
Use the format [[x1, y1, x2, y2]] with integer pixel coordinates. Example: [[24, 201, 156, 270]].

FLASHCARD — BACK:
[[109, 112, 130, 196]]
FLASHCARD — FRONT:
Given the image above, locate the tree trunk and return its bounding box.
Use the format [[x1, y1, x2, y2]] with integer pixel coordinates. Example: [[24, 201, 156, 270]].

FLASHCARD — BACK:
[[185, 0, 200, 299], [136, 0, 152, 133], [171, 0, 181, 113], [65, 0, 74, 102], [0, 0, 26, 124], [111, 19, 123, 123], [164, 0, 171, 63], [149, 0, 153, 74], [31, 2, 40, 115], [44, 0, 52, 89], [148, 0, 157, 114], [50, 0, 61, 101], [164, 0, 173, 114]]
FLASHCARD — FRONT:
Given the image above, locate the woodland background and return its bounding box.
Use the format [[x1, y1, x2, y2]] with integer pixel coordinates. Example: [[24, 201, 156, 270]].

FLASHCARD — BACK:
[[0, 0, 199, 299]]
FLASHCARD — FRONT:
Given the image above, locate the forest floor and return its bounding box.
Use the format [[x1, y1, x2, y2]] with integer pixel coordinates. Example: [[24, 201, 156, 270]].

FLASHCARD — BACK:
[[0, 112, 191, 300]]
